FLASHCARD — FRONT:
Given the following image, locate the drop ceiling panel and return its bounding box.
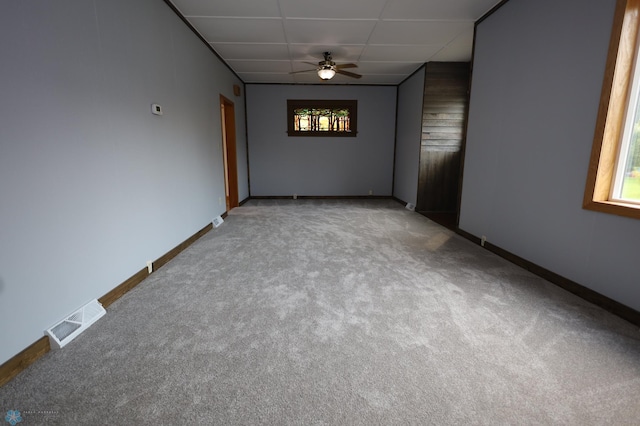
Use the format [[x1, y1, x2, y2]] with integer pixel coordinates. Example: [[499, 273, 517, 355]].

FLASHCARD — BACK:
[[356, 62, 424, 75], [279, 0, 388, 19], [430, 29, 475, 62], [360, 45, 442, 62], [284, 19, 377, 45], [172, 0, 281, 17], [188, 17, 286, 43], [381, 0, 500, 20], [288, 45, 365, 62], [226, 60, 292, 73], [212, 43, 289, 60], [239, 72, 296, 83], [369, 20, 473, 45], [167, 0, 503, 85]]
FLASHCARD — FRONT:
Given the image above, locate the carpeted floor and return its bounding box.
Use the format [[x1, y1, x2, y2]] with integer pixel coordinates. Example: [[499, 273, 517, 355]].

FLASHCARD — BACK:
[[1, 199, 640, 425]]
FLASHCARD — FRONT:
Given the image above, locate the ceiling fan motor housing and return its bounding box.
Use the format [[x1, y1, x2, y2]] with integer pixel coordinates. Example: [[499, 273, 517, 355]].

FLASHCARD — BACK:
[[289, 51, 361, 80]]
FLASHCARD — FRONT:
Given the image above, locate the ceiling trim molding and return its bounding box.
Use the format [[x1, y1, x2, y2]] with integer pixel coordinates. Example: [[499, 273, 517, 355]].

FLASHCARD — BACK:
[[244, 82, 398, 87], [476, 0, 511, 26]]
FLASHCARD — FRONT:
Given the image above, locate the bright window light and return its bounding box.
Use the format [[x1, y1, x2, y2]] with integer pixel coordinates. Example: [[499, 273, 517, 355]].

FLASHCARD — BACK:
[[613, 49, 640, 204]]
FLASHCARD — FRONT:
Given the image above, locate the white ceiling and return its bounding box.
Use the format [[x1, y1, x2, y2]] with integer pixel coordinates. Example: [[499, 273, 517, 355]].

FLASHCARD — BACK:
[[168, 0, 502, 85]]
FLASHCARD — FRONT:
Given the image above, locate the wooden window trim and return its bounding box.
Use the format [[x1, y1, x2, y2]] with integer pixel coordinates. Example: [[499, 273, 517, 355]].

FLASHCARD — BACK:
[[287, 99, 358, 137], [584, 0, 640, 219]]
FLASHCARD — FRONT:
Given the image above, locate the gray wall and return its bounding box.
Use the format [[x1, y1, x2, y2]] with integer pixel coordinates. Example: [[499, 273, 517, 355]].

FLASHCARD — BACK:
[[246, 84, 397, 196], [0, 0, 247, 364], [460, 0, 640, 310], [393, 67, 426, 205]]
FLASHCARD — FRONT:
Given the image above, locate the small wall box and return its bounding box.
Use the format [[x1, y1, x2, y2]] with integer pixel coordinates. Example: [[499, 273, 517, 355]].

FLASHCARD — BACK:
[[151, 103, 163, 115]]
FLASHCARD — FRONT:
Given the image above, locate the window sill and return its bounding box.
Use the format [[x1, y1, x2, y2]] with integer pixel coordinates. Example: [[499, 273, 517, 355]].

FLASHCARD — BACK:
[[583, 199, 640, 219], [287, 131, 357, 137]]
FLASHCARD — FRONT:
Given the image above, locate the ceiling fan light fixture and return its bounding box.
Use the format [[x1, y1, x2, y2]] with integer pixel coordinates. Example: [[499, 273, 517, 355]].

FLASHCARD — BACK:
[[318, 67, 336, 80]]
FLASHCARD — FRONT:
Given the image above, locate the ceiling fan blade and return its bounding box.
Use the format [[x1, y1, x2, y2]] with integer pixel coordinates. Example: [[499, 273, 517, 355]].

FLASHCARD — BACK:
[[303, 62, 319, 67], [336, 69, 362, 79], [289, 69, 317, 75], [336, 63, 357, 69]]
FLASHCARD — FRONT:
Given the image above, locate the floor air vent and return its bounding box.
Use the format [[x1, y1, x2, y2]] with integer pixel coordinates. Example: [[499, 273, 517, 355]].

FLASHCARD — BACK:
[[45, 299, 106, 349], [212, 215, 224, 228]]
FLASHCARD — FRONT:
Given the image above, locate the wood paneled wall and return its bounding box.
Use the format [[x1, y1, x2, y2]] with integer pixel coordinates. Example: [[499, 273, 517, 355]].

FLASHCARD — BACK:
[[417, 62, 470, 213]]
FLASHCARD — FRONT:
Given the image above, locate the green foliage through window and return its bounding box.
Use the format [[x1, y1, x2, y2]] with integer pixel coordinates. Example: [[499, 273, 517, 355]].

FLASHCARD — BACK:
[[287, 100, 357, 137]]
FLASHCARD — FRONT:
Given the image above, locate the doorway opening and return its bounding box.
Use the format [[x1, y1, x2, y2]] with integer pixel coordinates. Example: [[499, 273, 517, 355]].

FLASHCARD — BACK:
[[416, 63, 470, 231]]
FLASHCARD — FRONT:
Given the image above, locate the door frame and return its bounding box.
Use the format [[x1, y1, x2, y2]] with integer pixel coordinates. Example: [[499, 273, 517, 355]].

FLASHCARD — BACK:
[[220, 95, 238, 211]]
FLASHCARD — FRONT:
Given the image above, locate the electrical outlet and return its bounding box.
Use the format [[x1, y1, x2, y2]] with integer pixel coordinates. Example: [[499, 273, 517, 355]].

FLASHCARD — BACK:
[[481, 236, 486, 247], [369, 189, 373, 195], [293, 194, 297, 200], [218, 197, 223, 206]]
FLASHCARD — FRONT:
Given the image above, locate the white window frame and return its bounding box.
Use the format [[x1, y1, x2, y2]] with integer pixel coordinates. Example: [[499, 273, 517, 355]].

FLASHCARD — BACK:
[[612, 38, 640, 204], [584, 0, 640, 220]]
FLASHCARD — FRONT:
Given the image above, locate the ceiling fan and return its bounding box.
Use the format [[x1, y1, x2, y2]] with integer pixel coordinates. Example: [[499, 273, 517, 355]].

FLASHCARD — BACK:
[[291, 52, 362, 80]]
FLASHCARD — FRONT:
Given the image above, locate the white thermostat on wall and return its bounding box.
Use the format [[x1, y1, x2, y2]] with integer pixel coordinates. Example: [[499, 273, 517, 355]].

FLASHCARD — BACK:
[[151, 103, 163, 116]]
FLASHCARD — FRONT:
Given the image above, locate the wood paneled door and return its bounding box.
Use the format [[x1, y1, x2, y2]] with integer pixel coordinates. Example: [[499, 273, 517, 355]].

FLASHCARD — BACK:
[[220, 95, 238, 211], [417, 62, 470, 229]]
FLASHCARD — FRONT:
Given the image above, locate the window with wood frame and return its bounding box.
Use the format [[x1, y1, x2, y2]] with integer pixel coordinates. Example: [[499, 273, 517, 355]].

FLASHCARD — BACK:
[[584, 0, 640, 219], [287, 99, 357, 137]]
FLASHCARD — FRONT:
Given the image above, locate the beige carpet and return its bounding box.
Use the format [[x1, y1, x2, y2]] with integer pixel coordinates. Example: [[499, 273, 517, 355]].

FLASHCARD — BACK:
[[1, 199, 639, 424]]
